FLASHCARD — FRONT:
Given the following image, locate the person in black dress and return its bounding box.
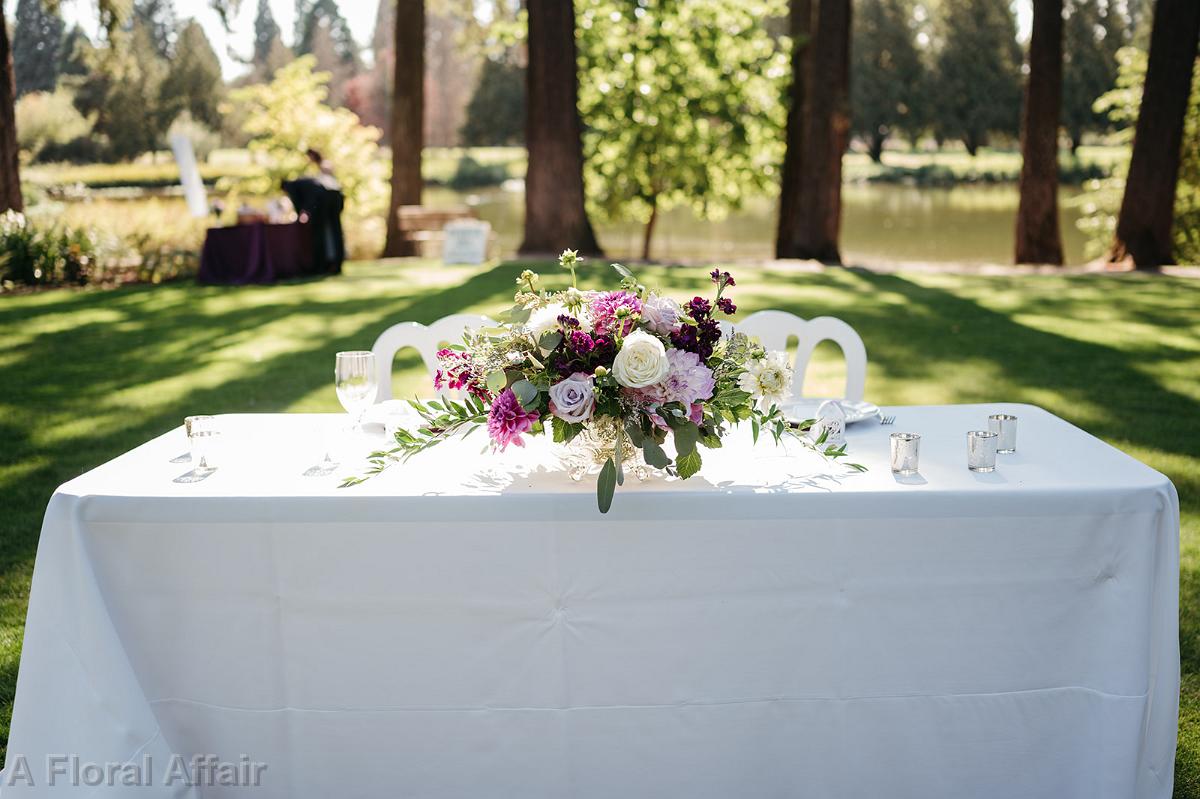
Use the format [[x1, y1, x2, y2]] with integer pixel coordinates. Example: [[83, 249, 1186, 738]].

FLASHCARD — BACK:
[[282, 149, 345, 275]]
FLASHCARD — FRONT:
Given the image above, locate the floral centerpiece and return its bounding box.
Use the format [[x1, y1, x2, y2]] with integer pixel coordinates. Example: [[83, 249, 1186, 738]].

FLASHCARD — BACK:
[[344, 251, 862, 512]]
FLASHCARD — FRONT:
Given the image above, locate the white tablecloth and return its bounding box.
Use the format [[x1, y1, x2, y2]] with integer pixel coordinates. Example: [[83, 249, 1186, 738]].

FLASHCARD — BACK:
[[3, 404, 1179, 798]]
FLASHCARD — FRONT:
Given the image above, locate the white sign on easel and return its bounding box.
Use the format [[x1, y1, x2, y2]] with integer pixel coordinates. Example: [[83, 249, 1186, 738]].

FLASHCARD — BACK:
[[170, 134, 208, 218], [442, 220, 491, 265]]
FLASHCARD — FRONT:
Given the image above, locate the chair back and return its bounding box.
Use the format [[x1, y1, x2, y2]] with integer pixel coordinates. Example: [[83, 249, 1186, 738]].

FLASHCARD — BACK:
[[371, 313, 494, 401], [724, 310, 867, 401]]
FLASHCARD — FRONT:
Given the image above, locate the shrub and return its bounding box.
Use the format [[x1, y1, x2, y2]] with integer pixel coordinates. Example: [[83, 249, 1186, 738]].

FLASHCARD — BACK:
[[14, 89, 92, 161], [447, 155, 508, 190], [0, 210, 101, 288]]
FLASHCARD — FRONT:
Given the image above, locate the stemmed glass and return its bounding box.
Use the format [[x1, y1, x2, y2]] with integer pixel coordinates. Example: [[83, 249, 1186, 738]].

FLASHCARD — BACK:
[[305, 351, 377, 477], [335, 350, 378, 429]]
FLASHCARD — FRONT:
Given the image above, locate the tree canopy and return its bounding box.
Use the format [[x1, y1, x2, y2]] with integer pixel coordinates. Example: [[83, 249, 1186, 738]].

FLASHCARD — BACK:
[[13, 0, 64, 97], [930, 0, 1022, 154], [576, 0, 789, 258], [851, 0, 925, 161]]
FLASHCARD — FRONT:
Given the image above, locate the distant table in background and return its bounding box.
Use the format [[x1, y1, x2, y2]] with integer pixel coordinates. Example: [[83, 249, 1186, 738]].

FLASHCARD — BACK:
[[197, 222, 315, 285]]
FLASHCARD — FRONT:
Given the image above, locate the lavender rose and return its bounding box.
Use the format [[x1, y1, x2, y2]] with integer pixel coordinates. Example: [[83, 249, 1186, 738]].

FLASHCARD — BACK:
[[548, 372, 596, 423], [640, 294, 680, 335]]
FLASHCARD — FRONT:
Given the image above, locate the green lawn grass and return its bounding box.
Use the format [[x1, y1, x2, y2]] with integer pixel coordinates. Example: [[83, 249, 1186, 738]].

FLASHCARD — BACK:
[[1, 260, 1197, 791]]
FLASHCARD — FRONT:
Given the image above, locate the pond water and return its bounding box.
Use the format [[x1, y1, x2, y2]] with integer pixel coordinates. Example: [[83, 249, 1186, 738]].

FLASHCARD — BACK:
[[51, 182, 1094, 266], [432, 183, 1092, 265]]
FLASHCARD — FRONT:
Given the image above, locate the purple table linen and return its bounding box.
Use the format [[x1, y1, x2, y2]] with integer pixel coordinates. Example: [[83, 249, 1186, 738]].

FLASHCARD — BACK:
[[198, 222, 314, 285]]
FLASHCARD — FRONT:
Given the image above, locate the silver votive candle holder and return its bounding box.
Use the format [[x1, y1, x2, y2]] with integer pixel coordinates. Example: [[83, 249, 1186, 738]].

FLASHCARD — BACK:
[[988, 413, 1017, 453], [967, 430, 998, 473], [890, 432, 921, 476]]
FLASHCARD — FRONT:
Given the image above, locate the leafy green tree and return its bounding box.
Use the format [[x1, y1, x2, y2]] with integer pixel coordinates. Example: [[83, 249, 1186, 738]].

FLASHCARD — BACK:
[[13, 0, 64, 97], [850, 0, 924, 161], [160, 20, 223, 129], [15, 87, 91, 159], [74, 22, 172, 160], [1062, 0, 1125, 153], [930, 0, 1022, 154], [225, 55, 385, 220], [577, 0, 789, 259], [460, 57, 525, 146]]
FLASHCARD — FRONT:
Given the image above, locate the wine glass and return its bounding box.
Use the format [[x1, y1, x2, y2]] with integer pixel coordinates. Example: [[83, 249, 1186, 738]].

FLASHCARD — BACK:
[[304, 351, 377, 477], [335, 350, 378, 431]]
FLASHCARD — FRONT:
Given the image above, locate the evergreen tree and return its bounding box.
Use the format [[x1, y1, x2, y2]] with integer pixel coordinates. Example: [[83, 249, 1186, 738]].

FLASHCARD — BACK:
[[294, 0, 361, 70], [850, 0, 924, 161], [132, 0, 178, 58], [931, 0, 1022, 154], [75, 22, 172, 159], [1062, 0, 1124, 153], [460, 57, 525, 146], [58, 25, 94, 78], [161, 20, 223, 129], [253, 0, 282, 66], [13, 0, 65, 97]]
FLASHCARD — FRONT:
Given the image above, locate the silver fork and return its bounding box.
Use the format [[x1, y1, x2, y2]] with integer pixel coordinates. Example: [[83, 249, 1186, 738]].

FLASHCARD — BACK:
[[879, 414, 896, 426]]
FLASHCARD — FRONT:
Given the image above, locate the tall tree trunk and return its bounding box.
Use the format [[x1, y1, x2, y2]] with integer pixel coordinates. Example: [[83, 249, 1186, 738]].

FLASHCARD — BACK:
[[963, 132, 979, 157], [792, 0, 851, 264], [0, 0, 22, 215], [519, 0, 601, 257], [641, 196, 658, 261], [775, 0, 812, 258], [867, 131, 885, 163], [1107, 0, 1200, 268], [1015, 0, 1064, 265], [382, 0, 424, 258]]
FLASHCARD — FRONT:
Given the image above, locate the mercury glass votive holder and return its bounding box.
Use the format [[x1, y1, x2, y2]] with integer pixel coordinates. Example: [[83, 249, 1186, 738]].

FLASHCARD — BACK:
[[890, 432, 921, 476], [967, 430, 998, 473], [184, 415, 219, 473], [988, 413, 1018, 453]]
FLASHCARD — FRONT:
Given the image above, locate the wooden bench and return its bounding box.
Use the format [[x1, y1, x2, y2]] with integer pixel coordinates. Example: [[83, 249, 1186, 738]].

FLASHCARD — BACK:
[[396, 206, 483, 258]]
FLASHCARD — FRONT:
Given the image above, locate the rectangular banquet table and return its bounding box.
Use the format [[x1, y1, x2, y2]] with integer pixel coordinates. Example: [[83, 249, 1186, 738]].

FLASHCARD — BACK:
[[4, 403, 1179, 798]]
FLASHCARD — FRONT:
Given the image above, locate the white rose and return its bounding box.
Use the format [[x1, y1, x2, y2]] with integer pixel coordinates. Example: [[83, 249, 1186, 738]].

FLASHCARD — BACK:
[[640, 294, 680, 335], [527, 303, 568, 342], [548, 373, 595, 423], [612, 330, 671, 388]]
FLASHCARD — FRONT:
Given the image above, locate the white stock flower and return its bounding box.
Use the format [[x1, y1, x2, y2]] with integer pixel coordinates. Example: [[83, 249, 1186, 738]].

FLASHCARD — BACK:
[[526, 303, 568, 342], [612, 330, 671, 388], [739, 351, 793, 404]]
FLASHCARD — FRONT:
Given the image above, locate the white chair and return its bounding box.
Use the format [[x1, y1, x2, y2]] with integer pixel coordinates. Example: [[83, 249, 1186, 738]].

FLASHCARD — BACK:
[[724, 310, 867, 401], [371, 313, 494, 401]]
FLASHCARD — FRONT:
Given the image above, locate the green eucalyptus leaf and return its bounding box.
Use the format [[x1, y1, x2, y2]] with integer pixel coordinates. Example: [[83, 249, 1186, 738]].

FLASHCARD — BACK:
[[486, 370, 508, 392], [510, 379, 539, 408], [640, 438, 673, 468], [597, 458, 617, 514], [624, 420, 645, 447], [538, 331, 563, 351]]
